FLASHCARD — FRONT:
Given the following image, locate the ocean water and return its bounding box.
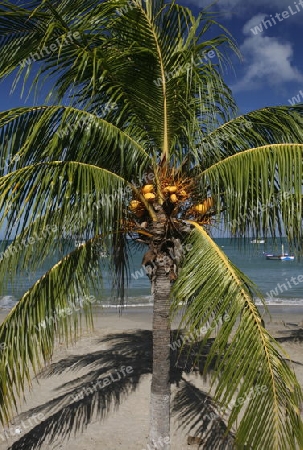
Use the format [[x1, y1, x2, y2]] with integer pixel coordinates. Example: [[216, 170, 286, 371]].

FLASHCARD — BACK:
[[0, 238, 302, 310]]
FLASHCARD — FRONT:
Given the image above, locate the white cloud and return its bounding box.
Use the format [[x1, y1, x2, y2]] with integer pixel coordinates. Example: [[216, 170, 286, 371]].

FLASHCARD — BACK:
[[181, 2, 303, 93], [231, 15, 303, 92], [216, 0, 289, 10], [242, 14, 266, 35], [183, 0, 302, 18]]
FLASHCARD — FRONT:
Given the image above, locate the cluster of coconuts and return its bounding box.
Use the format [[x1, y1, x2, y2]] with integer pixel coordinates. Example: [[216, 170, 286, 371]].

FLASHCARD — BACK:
[[162, 185, 188, 203], [129, 183, 188, 218], [129, 185, 155, 217], [129, 183, 214, 219], [142, 184, 156, 202]]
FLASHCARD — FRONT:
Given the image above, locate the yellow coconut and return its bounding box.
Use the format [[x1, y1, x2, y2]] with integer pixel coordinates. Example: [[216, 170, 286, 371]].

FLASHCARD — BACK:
[[194, 197, 213, 214], [144, 192, 156, 202], [179, 189, 187, 198], [129, 200, 142, 211], [205, 197, 214, 208], [163, 185, 178, 194], [194, 203, 207, 214], [129, 200, 145, 218], [170, 193, 178, 203], [142, 184, 154, 194]]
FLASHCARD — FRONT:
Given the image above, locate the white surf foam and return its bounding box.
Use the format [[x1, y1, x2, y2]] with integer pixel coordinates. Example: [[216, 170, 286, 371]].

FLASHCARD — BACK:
[[0, 295, 18, 310]]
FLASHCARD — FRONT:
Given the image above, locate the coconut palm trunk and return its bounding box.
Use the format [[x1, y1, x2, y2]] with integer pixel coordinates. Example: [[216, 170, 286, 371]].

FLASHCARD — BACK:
[[150, 260, 171, 449], [148, 208, 174, 449]]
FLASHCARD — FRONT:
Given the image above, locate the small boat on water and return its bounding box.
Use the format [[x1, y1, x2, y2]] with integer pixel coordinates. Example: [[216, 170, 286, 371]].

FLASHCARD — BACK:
[[251, 239, 265, 244], [265, 244, 294, 261]]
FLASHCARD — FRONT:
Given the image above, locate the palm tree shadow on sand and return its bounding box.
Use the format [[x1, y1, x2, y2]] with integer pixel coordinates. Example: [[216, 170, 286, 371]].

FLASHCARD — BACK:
[[6, 330, 235, 450], [275, 323, 303, 344]]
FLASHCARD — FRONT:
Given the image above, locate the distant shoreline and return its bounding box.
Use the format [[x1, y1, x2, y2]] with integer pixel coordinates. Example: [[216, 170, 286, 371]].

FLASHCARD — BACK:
[[1, 303, 303, 316]]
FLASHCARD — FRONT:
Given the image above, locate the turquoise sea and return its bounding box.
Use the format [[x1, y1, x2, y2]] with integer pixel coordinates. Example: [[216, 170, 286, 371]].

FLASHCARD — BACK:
[[0, 238, 302, 310]]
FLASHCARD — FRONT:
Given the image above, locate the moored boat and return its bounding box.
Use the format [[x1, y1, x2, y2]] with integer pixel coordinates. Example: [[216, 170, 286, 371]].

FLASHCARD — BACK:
[[251, 239, 265, 244], [265, 244, 294, 261]]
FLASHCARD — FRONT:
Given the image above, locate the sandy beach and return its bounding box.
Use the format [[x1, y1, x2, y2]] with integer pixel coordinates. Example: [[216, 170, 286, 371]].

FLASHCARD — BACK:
[[0, 305, 302, 450]]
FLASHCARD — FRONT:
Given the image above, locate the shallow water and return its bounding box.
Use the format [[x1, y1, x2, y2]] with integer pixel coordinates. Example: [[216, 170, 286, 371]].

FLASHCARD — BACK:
[[0, 238, 302, 310]]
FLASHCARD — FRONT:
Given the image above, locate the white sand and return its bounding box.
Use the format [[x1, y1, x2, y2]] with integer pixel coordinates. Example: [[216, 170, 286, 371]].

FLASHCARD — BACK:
[[0, 306, 302, 449]]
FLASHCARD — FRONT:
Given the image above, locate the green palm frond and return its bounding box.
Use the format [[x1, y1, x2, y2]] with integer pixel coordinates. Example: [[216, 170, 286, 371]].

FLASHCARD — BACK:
[[0, 218, 59, 294], [0, 1, 49, 78], [171, 223, 303, 450], [0, 209, 107, 296], [0, 0, 117, 78], [195, 105, 303, 168], [105, 0, 238, 161], [111, 230, 132, 306], [0, 106, 152, 179], [0, 0, 239, 165], [0, 161, 131, 238], [198, 143, 303, 240], [0, 160, 136, 297], [0, 237, 104, 424], [0, 158, 140, 305]]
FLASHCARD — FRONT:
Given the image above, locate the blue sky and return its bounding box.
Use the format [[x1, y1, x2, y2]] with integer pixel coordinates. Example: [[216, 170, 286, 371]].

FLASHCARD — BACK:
[[1, 0, 303, 114], [181, 0, 303, 113]]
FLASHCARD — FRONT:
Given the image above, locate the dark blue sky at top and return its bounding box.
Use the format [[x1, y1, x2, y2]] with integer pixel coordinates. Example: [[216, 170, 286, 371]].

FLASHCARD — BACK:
[[1, 0, 303, 115]]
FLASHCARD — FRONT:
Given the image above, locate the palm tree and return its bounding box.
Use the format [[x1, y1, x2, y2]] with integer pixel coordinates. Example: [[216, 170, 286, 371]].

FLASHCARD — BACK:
[[0, 0, 302, 448]]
